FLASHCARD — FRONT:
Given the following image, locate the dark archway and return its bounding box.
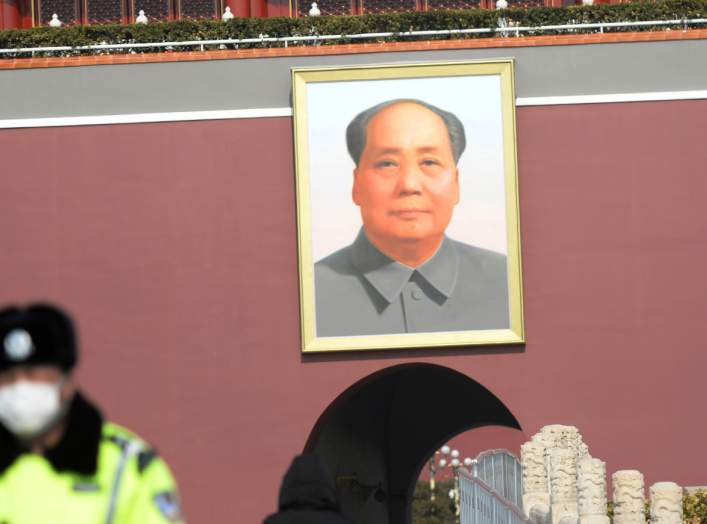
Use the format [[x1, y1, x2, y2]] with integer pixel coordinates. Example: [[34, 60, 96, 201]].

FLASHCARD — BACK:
[[303, 363, 521, 524]]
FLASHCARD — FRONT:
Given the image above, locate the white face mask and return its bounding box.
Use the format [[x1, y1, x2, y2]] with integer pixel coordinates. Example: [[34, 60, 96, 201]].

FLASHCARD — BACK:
[[0, 380, 63, 439]]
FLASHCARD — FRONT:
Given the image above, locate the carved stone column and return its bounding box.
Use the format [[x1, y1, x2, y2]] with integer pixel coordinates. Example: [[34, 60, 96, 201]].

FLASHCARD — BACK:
[[532, 425, 590, 461], [577, 457, 609, 524], [522, 441, 551, 524], [550, 448, 579, 524], [649, 482, 682, 524], [612, 470, 645, 524]]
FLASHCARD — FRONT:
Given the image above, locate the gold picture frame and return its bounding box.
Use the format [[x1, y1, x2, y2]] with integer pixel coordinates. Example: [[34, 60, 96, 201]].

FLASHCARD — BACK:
[[293, 60, 524, 353]]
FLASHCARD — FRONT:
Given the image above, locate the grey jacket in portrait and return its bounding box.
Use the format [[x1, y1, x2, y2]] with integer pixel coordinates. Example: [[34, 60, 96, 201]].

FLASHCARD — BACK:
[[314, 229, 509, 337]]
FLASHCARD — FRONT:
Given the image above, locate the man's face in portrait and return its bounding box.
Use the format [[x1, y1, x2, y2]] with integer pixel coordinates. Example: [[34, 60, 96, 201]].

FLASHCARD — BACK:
[[352, 102, 460, 259]]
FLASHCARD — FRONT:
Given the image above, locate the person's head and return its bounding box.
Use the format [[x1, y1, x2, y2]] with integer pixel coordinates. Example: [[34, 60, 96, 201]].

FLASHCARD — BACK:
[[0, 304, 77, 440], [345, 100, 467, 263]]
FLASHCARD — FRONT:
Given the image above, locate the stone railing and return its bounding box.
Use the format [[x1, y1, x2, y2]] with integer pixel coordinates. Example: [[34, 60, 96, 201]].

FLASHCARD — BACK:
[[520, 425, 683, 524]]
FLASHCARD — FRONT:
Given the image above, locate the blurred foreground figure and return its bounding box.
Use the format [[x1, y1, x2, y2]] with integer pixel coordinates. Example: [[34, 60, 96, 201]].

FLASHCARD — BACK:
[[264, 454, 349, 524], [0, 303, 185, 524]]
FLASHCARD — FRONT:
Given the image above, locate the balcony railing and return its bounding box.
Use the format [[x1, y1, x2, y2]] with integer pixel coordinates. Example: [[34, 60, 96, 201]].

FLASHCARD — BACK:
[[2, 17, 706, 56]]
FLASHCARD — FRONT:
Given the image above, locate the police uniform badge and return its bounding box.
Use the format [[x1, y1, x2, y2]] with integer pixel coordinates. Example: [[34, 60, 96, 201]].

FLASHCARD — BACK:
[[3, 329, 34, 361], [154, 491, 183, 522]]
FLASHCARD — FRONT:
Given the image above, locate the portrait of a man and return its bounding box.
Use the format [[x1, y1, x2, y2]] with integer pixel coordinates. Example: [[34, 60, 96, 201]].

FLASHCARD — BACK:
[[292, 61, 523, 352], [314, 99, 509, 337]]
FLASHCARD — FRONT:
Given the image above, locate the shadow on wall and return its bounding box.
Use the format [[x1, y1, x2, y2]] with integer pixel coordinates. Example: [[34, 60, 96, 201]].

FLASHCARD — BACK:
[[303, 363, 522, 524]]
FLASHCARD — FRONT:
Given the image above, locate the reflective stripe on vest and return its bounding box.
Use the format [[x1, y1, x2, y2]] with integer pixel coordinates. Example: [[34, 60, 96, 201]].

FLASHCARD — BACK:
[[105, 435, 143, 524]]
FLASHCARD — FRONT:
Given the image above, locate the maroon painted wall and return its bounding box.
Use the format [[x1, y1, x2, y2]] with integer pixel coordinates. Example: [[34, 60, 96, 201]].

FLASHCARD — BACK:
[[1, 99, 706, 523]]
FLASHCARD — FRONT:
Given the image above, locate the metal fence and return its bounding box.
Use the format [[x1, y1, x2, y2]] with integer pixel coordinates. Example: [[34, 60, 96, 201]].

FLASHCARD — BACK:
[[459, 449, 528, 524], [471, 449, 523, 509], [459, 470, 528, 524]]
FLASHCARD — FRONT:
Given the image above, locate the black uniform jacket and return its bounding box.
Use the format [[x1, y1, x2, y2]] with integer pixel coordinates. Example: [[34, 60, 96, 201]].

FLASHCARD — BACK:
[[263, 455, 349, 524]]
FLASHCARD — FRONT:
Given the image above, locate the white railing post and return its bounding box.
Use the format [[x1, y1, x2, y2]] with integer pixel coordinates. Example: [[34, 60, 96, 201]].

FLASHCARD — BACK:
[[521, 441, 550, 523], [612, 470, 645, 524], [649, 482, 682, 524], [577, 457, 609, 524], [549, 448, 579, 524]]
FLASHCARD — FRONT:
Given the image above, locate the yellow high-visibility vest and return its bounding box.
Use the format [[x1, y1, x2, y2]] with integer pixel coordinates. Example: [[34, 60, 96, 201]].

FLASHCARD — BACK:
[[0, 422, 184, 524]]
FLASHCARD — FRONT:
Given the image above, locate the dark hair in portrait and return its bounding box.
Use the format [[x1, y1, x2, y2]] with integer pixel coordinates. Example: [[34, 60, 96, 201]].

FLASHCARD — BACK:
[[345, 98, 467, 166]]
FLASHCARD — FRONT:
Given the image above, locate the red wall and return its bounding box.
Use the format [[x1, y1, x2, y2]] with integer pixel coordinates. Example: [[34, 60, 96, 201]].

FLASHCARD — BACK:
[[1, 99, 706, 522], [0, 0, 20, 29]]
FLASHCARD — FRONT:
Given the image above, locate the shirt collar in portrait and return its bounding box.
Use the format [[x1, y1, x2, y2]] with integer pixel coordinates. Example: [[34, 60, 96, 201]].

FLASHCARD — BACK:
[[351, 228, 459, 305]]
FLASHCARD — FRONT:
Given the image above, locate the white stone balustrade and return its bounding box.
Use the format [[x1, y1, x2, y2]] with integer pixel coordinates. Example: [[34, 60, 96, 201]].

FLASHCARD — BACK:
[[222, 6, 234, 20], [577, 457, 609, 524], [649, 482, 682, 524], [518, 426, 685, 524], [522, 441, 551, 524], [612, 470, 645, 524], [550, 448, 579, 524], [308, 2, 321, 16], [532, 425, 590, 461]]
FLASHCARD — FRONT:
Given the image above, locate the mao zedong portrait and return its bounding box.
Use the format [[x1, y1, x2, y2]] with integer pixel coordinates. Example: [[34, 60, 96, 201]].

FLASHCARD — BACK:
[[314, 99, 509, 337]]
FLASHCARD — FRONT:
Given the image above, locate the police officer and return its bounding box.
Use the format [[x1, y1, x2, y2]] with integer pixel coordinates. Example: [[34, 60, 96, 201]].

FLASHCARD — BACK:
[[0, 303, 185, 524]]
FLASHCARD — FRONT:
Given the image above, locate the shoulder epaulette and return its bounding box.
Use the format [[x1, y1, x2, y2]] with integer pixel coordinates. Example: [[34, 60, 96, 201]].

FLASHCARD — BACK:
[[137, 448, 159, 474]]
